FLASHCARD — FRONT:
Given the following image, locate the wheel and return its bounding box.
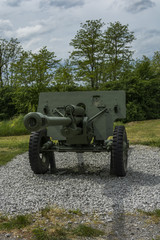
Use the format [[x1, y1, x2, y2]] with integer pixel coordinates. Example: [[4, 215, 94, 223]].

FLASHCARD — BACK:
[[110, 126, 128, 177], [29, 129, 55, 174]]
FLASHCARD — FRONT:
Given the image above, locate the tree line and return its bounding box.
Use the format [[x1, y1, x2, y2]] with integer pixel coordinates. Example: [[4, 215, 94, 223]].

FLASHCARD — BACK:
[[0, 19, 160, 122]]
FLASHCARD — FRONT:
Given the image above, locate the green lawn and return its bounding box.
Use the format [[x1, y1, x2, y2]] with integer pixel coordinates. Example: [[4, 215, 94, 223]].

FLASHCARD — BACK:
[[125, 119, 160, 147], [0, 135, 29, 166]]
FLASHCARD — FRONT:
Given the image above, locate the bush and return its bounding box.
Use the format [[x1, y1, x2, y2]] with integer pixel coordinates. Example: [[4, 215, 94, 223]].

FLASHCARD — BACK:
[[126, 102, 146, 122], [0, 115, 29, 136], [0, 86, 16, 120]]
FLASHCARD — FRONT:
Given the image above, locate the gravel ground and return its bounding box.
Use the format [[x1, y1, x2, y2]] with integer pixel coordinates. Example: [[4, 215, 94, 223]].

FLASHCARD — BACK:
[[0, 145, 160, 239]]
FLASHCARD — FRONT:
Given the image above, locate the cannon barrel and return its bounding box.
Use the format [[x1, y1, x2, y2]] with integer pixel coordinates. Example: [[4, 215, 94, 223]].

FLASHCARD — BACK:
[[24, 112, 72, 132]]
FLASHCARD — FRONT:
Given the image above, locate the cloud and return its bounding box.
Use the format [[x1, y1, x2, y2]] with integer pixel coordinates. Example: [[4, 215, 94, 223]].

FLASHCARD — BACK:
[[113, 0, 156, 13], [146, 29, 160, 38], [40, 0, 84, 9], [126, 0, 156, 13], [0, 19, 12, 28], [0, 19, 13, 37], [4, 0, 30, 7], [16, 25, 42, 39], [133, 28, 160, 58], [5, 0, 21, 7]]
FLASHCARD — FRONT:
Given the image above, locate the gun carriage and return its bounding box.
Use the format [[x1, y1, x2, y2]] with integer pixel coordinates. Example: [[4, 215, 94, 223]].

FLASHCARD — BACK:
[[24, 91, 128, 177]]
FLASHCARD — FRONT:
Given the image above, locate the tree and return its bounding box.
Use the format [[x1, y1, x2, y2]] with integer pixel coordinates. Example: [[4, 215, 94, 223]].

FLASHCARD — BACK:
[[151, 51, 160, 77], [10, 47, 60, 113], [104, 21, 135, 81], [0, 38, 22, 87], [134, 56, 154, 80], [31, 47, 60, 91], [54, 59, 75, 91], [0, 86, 16, 120], [70, 19, 105, 88]]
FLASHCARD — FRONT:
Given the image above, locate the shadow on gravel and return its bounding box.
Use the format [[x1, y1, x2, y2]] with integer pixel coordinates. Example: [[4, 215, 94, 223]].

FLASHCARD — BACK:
[[103, 170, 160, 240], [36, 152, 160, 240]]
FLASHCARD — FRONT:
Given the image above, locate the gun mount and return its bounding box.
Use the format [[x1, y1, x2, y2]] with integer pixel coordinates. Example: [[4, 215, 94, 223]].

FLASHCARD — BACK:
[[24, 91, 129, 177]]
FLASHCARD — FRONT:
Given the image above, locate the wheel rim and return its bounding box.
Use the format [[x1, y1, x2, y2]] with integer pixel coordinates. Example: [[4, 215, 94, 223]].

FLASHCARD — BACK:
[[39, 137, 48, 165]]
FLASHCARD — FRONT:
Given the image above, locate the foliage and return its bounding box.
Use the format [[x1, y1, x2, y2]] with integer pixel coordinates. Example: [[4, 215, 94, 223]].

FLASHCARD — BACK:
[[0, 38, 22, 87], [0, 115, 28, 136], [70, 20, 135, 87], [151, 51, 160, 77], [54, 59, 76, 91], [72, 224, 104, 237], [70, 19, 105, 88], [134, 56, 154, 80], [104, 21, 135, 81], [0, 86, 16, 120], [10, 47, 60, 113], [0, 214, 32, 230]]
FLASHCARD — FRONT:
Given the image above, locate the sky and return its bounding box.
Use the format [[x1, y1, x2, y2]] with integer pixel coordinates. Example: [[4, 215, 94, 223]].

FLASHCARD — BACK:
[[0, 0, 160, 60]]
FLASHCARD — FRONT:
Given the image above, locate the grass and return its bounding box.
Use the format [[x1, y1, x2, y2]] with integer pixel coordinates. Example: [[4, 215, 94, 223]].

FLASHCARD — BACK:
[[68, 209, 83, 216], [32, 228, 50, 240], [137, 209, 160, 218], [72, 224, 104, 237], [1, 207, 159, 239], [0, 115, 30, 166], [0, 214, 32, 230], [124, 119, 160, 147], [32, 227, 68, 240], [137, 209, 160, 226], [41, 205, 52, 218], [0, 135, 29, 166], [0, 115, 28, 137], [0, 207, 105, 240], [32, 219, 105, 239]]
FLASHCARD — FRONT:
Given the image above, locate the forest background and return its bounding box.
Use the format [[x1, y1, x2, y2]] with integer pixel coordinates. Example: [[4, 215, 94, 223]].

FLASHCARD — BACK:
[[0, 19, 160, 122]]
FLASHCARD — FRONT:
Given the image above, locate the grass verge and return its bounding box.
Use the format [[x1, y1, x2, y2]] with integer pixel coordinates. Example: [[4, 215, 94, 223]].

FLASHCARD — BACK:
[[72, 224, 104, 237], [0, 135, 29, 166], [137, 209, 160, 223], [0, 115, 28, 137], [0, 207, 105, 240], [124, 119, 160, 147], [0, 214, 32, 230], [0, 207, 159, 239]]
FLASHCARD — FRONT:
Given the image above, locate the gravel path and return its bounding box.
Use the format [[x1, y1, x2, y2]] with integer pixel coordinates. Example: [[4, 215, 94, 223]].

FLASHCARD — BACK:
[[0, 145, 160, 239]]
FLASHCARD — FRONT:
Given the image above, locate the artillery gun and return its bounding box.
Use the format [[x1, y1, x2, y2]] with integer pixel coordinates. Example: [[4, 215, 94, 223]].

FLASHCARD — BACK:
[[24, 91, 129, 177]]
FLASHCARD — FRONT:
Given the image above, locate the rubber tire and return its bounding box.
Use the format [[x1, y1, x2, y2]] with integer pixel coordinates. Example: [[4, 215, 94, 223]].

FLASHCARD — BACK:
[[29, 130, 53, 174], [110, 126, 128, 177]]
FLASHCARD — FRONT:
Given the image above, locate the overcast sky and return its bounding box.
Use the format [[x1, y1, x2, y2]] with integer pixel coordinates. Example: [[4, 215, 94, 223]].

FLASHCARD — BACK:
[[0, 0, 159, 60]]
